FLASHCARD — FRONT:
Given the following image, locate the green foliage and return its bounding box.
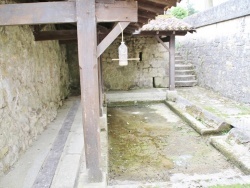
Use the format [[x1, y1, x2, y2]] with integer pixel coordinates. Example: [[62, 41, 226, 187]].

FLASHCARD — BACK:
[[170, 6, 189, 19]]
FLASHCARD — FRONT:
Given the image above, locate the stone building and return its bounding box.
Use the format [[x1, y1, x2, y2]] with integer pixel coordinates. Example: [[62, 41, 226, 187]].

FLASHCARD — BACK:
[[176, 0, 250, 103], [0, 0, 249, 181]]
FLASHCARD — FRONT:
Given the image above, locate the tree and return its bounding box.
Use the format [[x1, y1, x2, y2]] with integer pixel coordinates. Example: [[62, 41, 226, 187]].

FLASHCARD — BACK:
[[186, 0, 198, 16], [170, 6, 189, 19]]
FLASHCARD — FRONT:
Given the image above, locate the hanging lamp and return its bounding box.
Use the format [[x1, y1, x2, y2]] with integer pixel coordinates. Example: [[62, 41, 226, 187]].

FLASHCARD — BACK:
[[112, 23, 140, 66]]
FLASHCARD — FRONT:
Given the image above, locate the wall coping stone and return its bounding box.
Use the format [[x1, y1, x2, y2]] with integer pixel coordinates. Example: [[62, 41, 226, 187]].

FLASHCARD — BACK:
[[184, 0, 250, 28]]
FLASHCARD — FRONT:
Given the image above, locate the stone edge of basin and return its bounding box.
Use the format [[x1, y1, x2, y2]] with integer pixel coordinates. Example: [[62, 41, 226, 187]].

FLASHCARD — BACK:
[[74, 107, 108, 188], [210, 135, 250, 175], [165, 95, 250, 175], [164, 96, 232, 135]]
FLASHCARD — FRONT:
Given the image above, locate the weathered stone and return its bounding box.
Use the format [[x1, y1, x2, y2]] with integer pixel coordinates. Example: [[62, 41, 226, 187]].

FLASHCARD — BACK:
[[0, 23, 69, 176], [177, 11, 250, 103], [166, 90, 178, 102], [102, 36, 169, 90], [0, 147, 8, 160], [154, 76, 169, 88]]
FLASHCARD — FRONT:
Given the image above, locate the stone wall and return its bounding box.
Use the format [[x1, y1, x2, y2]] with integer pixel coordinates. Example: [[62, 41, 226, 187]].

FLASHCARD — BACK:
[[0, 24, 69, 176], [66, 44, 80, 95], [176, 0, 250, 103], [102, 36, 169, 90]]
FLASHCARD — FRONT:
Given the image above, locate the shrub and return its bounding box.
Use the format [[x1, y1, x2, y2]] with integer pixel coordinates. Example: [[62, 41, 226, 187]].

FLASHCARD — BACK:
[[170, 6, 188, 19]]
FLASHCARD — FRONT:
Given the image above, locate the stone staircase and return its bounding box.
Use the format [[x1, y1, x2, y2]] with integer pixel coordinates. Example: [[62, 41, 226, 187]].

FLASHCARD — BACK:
[[175, 52, 197, 87]]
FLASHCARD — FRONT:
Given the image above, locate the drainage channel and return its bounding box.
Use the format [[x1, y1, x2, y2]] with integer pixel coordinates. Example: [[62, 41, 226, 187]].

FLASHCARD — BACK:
[[107, 103, 243, 187]]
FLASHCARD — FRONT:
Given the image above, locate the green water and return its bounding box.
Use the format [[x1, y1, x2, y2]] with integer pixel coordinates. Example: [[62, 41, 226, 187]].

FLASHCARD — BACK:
[[108, 104, 236, 185], [108, 105, 173, 183]]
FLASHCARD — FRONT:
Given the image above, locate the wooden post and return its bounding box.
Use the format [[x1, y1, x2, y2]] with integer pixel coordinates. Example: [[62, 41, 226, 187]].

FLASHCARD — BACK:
[[98, 57, 103, 117], [76, 0, 102, 182], [169, 34, 175, 90]]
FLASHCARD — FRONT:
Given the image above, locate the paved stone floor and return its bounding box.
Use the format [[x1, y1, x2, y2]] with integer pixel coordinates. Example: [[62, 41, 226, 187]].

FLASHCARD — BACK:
[[0, 97, 84, 188], [176, 87, 250, 133], [0, 86, 250, 188], [106, 86, 250, 187]]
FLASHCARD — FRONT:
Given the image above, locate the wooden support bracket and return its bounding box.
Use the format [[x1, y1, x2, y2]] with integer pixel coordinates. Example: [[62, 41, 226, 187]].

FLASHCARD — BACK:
[[97, 22, 130, 58], [155, 35, 169, 52]]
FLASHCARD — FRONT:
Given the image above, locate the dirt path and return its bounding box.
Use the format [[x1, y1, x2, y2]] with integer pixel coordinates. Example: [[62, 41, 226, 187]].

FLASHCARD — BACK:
[[108, 103, 242, 186]]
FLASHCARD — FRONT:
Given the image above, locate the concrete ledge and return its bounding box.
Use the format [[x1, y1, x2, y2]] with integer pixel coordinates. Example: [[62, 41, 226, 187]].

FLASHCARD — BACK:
[[165, 97, 232, 135], [106, 89, 167, 104], [184, 0, 250, 28], [76, 171, 107, 188], [107, 100, 163, 107], [74, 108, 108, 187], [210, 135, 250, 175], [166, 90, 178, 102]]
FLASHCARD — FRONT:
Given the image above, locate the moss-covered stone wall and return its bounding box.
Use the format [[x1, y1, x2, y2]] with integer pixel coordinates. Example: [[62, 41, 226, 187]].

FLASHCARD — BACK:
[[102, 36, 169, 90], [0, 24, 69, 175]]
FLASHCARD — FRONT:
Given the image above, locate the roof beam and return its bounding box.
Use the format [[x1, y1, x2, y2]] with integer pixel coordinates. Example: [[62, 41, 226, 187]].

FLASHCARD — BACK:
[[96, 0, 114, 3], [0, 2, 76, 26], [34, 30, 77, 41], [138, 2, 164, 14], [0, 1, 137, 26], [137, 0, 168, 6], [138, 16, 150, 24], [138, 9, 158, 18], [96, 1, 137, 22]]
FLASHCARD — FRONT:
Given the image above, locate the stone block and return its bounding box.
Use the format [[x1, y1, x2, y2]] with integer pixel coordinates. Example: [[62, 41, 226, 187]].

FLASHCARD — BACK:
[[166, 90, 178, 102], [148, 68, 158, 77], [154, 77, 169, 88], [0, 147, 9, 160]]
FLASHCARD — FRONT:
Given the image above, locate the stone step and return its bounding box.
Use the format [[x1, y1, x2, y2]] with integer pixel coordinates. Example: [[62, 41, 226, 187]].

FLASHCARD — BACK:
[[175, 75, 196, 81], [175, 64, 194, 70], [175, 80, 197, 87], [175, 56, 183, 60], [175, 59, 185, 64], [175, 70, 195, 75]]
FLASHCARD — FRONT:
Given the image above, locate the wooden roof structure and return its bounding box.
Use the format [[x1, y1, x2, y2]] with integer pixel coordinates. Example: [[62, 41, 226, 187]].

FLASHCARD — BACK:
[[0, 0, 181, 42], [140, 15, 195, 33], [134, 14, 196, 91], [0, 0, 181, 183]]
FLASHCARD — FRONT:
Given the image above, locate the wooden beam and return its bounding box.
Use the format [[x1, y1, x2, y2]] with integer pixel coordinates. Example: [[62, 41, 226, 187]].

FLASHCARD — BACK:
[[169, 35, 175, 90], [76, 0, 102, 182], [98, 57, 104, 117], [138, 9, 157, 19], [59, 40, 77, 44], [138, 2, 164, 14], [155, 35, 169, 52], [0, 1, 137, 26], [34, 30, 77, 41], [138, 16, 150, 24], [96, 1, 138, 22], [96, 0, 114, 3], [0, 2, 76, 26], [161, 36, 170, 42], [137, 0, 169, 6], [137, 0, 177, 7], [97, 22, 130, 58]]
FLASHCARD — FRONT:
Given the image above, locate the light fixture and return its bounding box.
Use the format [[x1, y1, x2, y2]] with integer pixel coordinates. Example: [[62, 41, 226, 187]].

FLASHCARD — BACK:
[[112, 23, 140, 66], [118, 37, 128, 66]]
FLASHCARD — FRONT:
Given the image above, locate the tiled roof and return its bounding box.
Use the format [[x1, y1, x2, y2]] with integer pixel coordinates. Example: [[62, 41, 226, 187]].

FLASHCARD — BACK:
[[140, 15, 195, 32]]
